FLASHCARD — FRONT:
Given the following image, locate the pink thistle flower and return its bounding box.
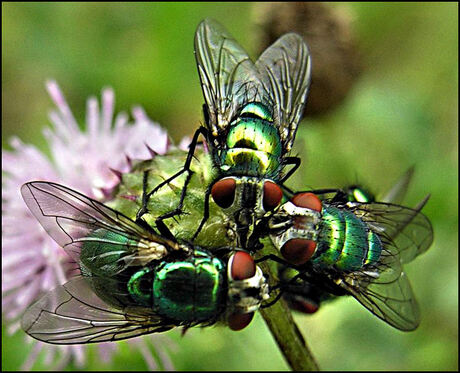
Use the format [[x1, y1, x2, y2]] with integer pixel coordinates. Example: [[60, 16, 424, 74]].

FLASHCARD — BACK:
[[2, 81, 177, 370]]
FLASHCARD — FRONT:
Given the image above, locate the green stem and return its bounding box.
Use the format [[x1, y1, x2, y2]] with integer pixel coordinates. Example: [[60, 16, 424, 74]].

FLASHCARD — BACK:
[[257, 240, 320, 371]]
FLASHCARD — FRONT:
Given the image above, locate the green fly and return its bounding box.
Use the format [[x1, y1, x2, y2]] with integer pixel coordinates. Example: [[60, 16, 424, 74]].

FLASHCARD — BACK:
[[136, 19, 312, 250], [20, 181, 269, 344], [276, 168, 420, 315], [266, 168, 433, 331]]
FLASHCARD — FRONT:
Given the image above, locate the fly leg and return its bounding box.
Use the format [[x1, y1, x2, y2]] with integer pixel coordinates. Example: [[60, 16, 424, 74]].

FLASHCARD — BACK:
[[155, 169, 194, 222], [255, 253, 300, 268], [256, 255, 319, 293], [277, 156, 301, 199], [191, 183, 212, 241], [278, 157, 343, 198], [279, 156, 301, 184], [282, 186, 346, 202], [136, 126, 208, 224], [304, 188, 345, 202], [280, 183, 295, 197], [155, 219, 177, 243], [135, 174, 179, 249], [260, 290, 285, 308], [255, 254, 317, 308], [254, 254, 299, 307], [136, 170, 152, 222]]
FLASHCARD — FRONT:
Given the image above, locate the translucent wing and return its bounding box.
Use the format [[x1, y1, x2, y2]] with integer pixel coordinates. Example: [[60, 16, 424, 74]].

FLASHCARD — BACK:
[[256, 33, 311, 151], [338, 255, 421, 331], [284, 184, 432, 330], [21, 277, 175, 344], [344, 200, 433, 264], [21, 181, 181, 271], [283, 253, 420, 330], [381, 166, 415, 204], [195, 18, 263, 137], [327, 200, 432, 330]]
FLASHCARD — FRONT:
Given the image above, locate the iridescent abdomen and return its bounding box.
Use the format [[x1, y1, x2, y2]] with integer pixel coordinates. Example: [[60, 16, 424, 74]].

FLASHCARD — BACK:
[[220, 103, 282, 179], [81, 230, 227, 322], [312, 206, 382, 270]]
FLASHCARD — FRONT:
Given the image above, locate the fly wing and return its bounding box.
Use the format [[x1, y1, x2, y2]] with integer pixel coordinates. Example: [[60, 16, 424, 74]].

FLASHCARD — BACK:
[[338, 252, 420, 331], [21, 181, 181, 271], [256, 33, 312, 152], [21, 277, 175, 344], [381, 166, 415, 204], [195, 19, 263, 138], [316, 199, 433, 331], [346, 200, 433, 264]]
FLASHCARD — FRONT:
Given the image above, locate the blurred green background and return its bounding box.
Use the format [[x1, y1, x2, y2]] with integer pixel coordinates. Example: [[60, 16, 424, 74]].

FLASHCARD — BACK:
[[2, 2, 458, 371]]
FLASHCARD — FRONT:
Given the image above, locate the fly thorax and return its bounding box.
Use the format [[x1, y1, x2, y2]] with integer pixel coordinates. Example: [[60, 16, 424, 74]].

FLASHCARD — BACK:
[[151, 249, 226, 322], [211, 176, 284, 220], [220, 103, 282, 178], [211, 176, 284, 248], [128, 267, 154, 307]]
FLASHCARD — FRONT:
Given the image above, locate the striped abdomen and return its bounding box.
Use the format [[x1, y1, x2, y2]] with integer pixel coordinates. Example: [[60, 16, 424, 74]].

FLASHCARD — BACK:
[[312, 206, 382, 271]]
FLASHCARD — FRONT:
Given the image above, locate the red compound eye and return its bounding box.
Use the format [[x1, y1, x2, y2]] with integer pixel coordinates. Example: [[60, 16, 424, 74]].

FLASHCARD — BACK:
[[281, 239, 317, 265], [228, 312, 255, 331], [263, 181, 283, 211], [211, 178, 236, 209], [290, 298, 319, 314], [230, 251, 255, 280], [227, 252, 256, 331], [291, 192, 322, 212]]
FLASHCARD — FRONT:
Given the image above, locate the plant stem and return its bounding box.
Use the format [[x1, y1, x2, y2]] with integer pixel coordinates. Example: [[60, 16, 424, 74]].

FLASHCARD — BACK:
[[257, 239, 320, 371]]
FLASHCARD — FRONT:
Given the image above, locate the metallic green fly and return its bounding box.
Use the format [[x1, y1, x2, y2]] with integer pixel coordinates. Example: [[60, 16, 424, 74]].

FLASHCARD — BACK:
[[266, 168, 434, 331], [277, 168, 419, 314], [275, 168, 417, 314], [20, 181, 269, 344], [136, 19, 312, 251]]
